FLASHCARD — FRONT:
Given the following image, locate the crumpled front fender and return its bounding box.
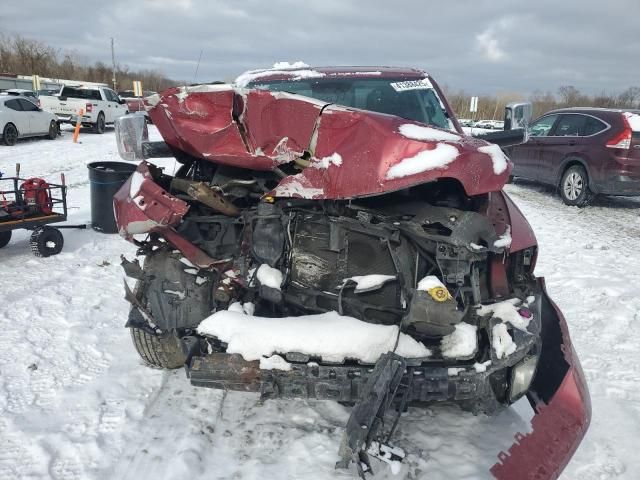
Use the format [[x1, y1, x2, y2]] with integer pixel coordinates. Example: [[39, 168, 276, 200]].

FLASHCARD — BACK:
[[491, 278, 591, 479], [113, 161, 220, 269]]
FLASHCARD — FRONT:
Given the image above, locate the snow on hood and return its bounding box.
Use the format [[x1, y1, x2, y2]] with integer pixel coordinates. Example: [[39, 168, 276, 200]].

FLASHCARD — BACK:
[[310, 152, 343, 169], [478, 144, 510, 175], [197, 310, 431, 363], [398, 124, 461, 142], [174, 84, 233, 102], [386, 143, 460, 179]]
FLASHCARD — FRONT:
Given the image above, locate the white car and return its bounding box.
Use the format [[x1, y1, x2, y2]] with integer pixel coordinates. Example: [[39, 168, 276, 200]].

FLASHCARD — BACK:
[[40, 85, 128, 134], [1, 88, 40, 106], [0, 96, 59, 146]]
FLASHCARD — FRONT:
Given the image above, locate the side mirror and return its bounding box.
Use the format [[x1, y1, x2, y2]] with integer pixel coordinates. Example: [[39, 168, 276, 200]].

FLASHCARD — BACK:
[[59, 96, 67, 101], [119, 98, 127, 105], [472, 128, 529, 148], [115, 115, 149, 161], [504, 102, 532, 130]]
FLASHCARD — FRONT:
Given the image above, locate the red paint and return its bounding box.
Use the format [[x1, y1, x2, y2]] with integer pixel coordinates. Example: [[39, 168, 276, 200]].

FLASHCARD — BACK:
[[117, 73, 590, 479], [147, 86, 510, 198], [491, 283, 591, 479]]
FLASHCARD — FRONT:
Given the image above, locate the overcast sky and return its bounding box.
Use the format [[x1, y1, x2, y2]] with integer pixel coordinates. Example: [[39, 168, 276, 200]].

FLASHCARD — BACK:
[[1, 0, 638, 95]]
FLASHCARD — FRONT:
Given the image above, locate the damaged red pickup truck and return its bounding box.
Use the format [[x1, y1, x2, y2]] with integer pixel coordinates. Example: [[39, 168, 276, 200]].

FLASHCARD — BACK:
[[113, 66, 590, 479]]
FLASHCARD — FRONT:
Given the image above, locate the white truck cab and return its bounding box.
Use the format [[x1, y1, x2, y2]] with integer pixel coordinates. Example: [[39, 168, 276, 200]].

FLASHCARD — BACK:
[[40, 85, 128, 133]]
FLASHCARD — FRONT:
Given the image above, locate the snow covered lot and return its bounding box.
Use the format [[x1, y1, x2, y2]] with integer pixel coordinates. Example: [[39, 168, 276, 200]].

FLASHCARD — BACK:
[[1, 127, 639, 479]]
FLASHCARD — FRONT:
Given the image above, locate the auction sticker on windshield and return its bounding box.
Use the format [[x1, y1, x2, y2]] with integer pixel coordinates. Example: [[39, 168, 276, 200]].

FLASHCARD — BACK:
[[390, 78, 433, 92]]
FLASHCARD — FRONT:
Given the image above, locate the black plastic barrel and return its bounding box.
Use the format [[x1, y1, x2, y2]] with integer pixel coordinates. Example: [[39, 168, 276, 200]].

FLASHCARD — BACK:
[[87, 161, 137, 233]]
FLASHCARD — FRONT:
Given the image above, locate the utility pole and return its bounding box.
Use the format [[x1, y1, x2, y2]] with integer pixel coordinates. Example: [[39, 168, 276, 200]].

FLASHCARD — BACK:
[[111, 37, 117, 90]]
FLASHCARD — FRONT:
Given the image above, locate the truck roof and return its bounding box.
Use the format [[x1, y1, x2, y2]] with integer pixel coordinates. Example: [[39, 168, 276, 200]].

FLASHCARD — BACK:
[[237, 65, 430, 86]]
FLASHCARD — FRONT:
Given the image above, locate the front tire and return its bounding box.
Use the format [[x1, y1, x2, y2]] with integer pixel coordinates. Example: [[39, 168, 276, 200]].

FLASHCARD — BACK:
[[0, 230, 11, 248], [47, 120, 58, 140], [93, 113, 106, 134], [560, 165, 592, 207], [129, 318, 186, 369], [30, 226, 64, 257], [2, 123, 18, 146]]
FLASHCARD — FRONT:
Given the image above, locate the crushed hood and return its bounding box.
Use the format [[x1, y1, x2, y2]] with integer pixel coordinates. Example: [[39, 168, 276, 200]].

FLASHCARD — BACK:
[[147, 84, 511, 199]]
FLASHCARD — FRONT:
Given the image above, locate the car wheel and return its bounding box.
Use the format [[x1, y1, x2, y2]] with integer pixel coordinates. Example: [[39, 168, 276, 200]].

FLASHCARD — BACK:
[[47, 120, 57, 140], [129, 310, 187, 369], [93, 113, 106, 134], [0, 230, 11, 248], [560, 165, 592, 207], [30, 226, 64, 257], [2, 123, 18, 146]]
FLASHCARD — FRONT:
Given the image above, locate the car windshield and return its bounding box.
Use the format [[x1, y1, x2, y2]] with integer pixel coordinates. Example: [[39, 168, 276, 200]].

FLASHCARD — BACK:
[[249, 77, 454, 131]]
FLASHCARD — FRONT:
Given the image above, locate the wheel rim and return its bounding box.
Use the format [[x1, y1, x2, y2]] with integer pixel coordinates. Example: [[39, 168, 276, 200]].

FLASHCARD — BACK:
[[563, 172, 583, 200], [6, 126, 17, 143], [99, 116, 105, 131]]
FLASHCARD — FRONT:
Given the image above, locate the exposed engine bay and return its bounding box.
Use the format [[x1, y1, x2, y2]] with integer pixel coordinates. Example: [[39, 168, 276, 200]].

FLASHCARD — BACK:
[[113, 78, 589, 479]]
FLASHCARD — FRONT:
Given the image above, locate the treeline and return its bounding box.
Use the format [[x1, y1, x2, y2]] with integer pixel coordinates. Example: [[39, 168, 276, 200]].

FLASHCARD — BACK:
[[0, 34, 178, 92], [446, 85, 640, 120]]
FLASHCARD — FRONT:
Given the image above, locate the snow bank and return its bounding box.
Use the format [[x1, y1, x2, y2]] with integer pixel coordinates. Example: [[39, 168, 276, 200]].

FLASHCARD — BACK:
[[385, 144, 459, 179], [478, 144, 509, 175], [256, 264, 283, 290], [343, 274, 396, 293], [398, 124, 460, 142], [197, 310, 431, 363], [492, 323, 516, 359], [440, 323, 478, 358]]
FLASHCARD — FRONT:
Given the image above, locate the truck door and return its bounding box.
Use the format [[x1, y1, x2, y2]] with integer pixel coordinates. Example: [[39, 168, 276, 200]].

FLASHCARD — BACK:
[[104, 89, 125, 122]]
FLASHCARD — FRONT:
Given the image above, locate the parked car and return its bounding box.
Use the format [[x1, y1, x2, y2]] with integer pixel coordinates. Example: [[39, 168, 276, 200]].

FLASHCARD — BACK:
[[458, 118, 476, 127], [39, 85, 128, 133], [505, 108, 640, 206], [0, 88, 40, 106], [112, 66, 590, 479], [474, 119, 497, 129], [118, 90, 156, 120], [0, 96, 59, 145]]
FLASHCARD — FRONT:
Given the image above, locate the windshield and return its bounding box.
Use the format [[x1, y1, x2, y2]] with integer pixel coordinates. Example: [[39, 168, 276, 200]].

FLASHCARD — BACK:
[[248, 77, 454, 131]]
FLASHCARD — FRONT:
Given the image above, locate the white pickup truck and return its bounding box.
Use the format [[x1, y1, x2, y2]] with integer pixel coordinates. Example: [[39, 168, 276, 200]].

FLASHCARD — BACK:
[[40, 85, 129, 133]]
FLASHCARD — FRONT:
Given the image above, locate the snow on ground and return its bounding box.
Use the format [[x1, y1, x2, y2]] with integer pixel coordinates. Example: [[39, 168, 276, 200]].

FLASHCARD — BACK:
[[1, 128, 639, 479]]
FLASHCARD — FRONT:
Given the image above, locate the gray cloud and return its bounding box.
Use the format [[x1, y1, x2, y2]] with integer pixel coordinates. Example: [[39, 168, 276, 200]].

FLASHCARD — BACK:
[[1, 0, 638, 95]]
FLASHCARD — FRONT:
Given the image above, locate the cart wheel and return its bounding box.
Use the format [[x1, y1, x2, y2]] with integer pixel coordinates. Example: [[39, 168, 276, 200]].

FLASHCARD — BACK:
[[30, 227, 64, 257], [0, 230, 11, 249]]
